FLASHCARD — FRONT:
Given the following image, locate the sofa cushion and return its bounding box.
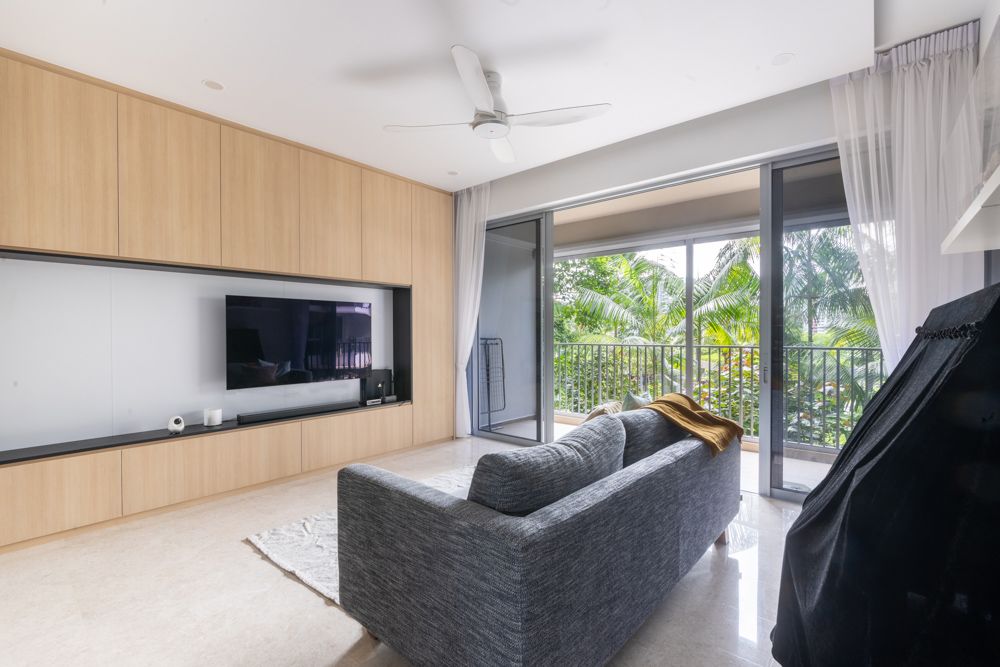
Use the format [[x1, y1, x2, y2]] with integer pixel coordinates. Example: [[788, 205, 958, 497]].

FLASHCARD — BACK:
[[617, 409, 691, 467], [467, 415, 626, 515]]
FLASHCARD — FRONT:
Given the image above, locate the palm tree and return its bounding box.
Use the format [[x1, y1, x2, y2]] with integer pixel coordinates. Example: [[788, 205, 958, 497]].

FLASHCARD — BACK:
[[691, 236, 760, 345], [564, 253, 686, 344], [782, 225, 878, 348]]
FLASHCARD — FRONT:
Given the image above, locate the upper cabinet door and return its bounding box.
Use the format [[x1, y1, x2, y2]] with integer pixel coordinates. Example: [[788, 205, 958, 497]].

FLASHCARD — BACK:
[[118, 96, 222, 266], [299, 151, 362, 280], [221, 127, 299, 274], [411, 186, 455, 444], [362, 170, 412, 284], [0, 57, 117, 256]]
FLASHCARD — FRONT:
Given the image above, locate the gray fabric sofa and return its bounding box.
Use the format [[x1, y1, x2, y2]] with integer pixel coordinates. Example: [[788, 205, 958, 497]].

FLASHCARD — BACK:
[[337, 411, 741, 667]]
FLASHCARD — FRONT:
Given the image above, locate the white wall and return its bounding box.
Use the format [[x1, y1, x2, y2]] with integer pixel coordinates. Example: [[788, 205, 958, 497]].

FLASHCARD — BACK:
[[984, 0, 1000, 57], [487, 82, 836, 220], [0, 257, 393, 451]]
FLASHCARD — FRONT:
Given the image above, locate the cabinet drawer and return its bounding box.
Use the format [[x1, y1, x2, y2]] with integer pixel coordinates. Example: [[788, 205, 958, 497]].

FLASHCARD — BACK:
[[221, 127, 300, 274], [361, 170, 412, 284], [0, 57, 117, 255], [118, 95, 222, 266], [0, 450, 122, 547], [302, 404, 413, 472], [122, 422, 302, 514]]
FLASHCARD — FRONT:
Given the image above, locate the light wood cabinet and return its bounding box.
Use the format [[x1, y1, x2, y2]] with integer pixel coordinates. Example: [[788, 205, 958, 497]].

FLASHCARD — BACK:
[[299, 151, 363, 279], [362, 170, 412, 284], [411, 187, 455, 444], [121, 422, 302, 515], [118, 95, 222, 265], [0, 404, 426, 547], [221, 127, 300, 274], [0, 56, 117, 255], [0, 450, 122, 548], [302, 404, 413, 472]]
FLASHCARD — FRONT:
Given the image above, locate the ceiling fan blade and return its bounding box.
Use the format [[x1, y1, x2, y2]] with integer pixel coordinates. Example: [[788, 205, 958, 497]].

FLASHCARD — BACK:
[[383, 122, 469, 132], [451, 44, 494, 113], [508, 103, 611, 127], [491, 137, 515, 163]]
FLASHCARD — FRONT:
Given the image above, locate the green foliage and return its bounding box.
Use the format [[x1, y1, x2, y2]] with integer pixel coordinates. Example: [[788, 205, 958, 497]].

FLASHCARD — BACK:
[[692, 237, 760, 345], [782, 226, 879, 348], [554, 254, 685, 343]]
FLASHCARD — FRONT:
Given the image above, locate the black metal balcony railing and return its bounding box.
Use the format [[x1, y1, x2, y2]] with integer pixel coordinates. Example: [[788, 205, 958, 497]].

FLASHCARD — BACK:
[[554, 342, 886, 450]]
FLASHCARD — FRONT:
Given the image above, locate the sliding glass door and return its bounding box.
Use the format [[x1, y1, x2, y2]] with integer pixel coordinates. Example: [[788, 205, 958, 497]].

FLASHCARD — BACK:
[[472, 215, 554, 444], [761, 152, 882, 497]]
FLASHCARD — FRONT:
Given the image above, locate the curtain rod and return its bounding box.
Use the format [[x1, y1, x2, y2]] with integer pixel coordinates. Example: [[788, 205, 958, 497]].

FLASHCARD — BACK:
[[874, 19, 979, 54]]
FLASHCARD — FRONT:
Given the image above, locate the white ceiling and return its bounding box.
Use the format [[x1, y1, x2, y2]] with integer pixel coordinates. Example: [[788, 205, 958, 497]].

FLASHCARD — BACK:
[[1, 1, 877, 191]]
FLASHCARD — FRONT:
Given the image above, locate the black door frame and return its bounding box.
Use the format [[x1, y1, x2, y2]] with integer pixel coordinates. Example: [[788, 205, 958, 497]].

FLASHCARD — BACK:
[[759, 145, 842, 501], [470, 212, 555, 445]]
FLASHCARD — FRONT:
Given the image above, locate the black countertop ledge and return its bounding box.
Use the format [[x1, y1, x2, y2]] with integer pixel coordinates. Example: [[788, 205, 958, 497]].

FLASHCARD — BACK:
[[0, 400, 411, 466]]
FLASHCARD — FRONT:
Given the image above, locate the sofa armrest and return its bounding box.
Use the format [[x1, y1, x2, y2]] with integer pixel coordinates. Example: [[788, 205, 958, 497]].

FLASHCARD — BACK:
[[337, 464, 535, 667]]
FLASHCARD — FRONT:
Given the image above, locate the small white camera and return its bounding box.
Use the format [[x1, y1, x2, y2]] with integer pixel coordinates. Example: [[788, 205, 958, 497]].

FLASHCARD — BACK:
[[167, 416, 185, 434]]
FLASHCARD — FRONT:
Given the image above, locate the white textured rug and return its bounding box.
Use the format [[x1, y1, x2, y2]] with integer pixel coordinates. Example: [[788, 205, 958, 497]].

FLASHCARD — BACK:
[[247, 465, 476, 604]]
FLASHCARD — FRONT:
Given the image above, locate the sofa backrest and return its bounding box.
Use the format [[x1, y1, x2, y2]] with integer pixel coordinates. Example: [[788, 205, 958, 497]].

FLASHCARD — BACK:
[[617, 408, 691, 466], [467, 415, 626, 515]]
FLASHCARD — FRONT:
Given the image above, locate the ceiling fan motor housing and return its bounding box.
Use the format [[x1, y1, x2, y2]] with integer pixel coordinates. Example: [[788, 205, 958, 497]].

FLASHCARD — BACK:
[[473, 114, 510, 139]]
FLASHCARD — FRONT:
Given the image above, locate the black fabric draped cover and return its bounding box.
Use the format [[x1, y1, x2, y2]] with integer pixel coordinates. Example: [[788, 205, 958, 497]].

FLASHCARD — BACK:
[[772, 284, 1000, 666]]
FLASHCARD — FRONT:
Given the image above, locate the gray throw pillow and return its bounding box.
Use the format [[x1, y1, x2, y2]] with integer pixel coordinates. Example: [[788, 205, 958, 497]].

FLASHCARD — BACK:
[[621, 390, 652, 412], [583, 399, 622, 422], [468, 415, 626, 515], [617, 409, 691, 467]]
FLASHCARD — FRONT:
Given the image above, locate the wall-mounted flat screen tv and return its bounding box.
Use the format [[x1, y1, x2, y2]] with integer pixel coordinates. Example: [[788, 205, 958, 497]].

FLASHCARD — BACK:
[[226, 295, 372, 389]]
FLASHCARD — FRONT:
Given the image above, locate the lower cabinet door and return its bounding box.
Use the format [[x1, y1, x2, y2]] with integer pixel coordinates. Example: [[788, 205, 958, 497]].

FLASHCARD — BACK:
[[122, 422, 302, 515], [302, 404, 413, 472], [0, 450, 123, 547]]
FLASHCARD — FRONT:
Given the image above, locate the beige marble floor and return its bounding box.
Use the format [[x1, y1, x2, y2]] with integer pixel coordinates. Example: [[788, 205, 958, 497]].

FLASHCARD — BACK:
[[738, 450, 831, 495], [0, 438, 799, 666]]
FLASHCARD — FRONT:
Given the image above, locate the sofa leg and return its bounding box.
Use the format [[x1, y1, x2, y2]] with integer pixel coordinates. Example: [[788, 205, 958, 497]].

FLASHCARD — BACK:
[[364, 627, 379, 642], [715, 528, 729, 546]]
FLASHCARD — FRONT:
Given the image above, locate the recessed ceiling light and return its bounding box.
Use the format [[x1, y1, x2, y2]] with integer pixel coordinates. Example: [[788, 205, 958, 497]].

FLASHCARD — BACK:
[[772, 53, 796, 67], [447, 170, 459, 176], [201, 79, 224, 91]]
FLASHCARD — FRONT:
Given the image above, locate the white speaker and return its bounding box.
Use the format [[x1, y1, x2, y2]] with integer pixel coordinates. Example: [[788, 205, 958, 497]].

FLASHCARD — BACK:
[[203, 408, 222, 427], [167, 415, 185, 434]]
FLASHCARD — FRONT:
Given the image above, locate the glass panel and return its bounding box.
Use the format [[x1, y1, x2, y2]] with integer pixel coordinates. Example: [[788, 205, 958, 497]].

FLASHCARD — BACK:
[[774, 157, 883, 493], [692, 236, 761, 493], [477, 220, 542, 442], [552, 246, 687, 419], [551, 237, 764, 490]]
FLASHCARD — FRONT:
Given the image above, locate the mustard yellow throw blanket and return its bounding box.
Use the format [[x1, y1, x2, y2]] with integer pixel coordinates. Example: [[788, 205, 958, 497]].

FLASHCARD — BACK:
[[643, 393, 744, 455]]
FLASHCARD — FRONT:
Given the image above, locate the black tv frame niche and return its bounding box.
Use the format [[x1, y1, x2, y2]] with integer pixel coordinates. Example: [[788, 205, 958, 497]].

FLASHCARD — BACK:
[[0, 249, 414, 466]]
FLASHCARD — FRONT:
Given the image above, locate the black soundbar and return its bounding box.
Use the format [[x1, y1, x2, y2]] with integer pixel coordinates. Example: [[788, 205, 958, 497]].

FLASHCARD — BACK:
[[236, 401, 362, 425]]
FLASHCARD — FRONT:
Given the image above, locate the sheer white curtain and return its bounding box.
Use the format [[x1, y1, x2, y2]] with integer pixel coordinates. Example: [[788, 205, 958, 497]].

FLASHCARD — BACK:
[[454, 183, 490, 436], [831, 21, 983, 371]]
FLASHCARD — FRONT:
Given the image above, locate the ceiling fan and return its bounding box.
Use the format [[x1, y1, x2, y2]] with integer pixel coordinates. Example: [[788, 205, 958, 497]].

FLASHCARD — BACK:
[[383, 45, 612, 163]]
